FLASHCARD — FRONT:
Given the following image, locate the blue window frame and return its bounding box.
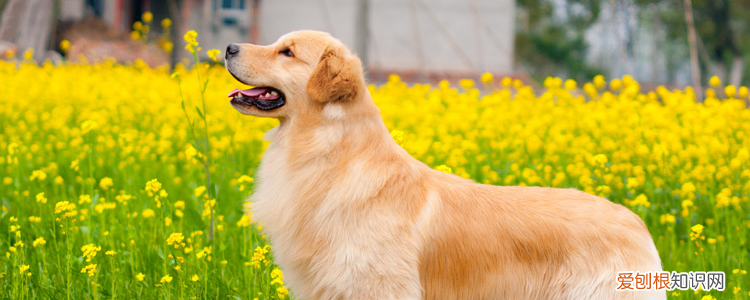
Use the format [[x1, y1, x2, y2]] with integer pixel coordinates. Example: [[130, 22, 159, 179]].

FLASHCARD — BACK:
[[221, 0, 245, 10]]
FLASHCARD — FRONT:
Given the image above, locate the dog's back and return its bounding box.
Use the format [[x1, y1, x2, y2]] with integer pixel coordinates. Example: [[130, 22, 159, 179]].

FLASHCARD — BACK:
[[418, 171, 665, 300]]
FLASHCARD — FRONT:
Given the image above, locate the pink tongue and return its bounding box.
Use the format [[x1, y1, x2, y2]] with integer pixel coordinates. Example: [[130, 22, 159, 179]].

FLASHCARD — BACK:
[[228, 87, 271, 97]]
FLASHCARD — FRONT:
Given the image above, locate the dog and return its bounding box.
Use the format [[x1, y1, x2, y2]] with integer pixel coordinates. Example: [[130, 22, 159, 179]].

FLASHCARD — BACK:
[[224, 30, 666, 300]]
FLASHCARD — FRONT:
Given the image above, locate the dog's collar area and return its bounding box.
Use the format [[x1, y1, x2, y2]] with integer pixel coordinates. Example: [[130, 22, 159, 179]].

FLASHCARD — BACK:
[[228, 87, 286, 110]]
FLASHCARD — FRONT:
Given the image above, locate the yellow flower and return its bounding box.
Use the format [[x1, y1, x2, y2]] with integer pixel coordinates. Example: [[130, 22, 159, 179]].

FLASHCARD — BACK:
[[590, 154, 608, 167], [500, 77, 512, 87], [659, 214, 676, 224], [30, 170, 47, 181], [54, 201, 76, 215], [739, 86, 749, 98], [237, 214, 253, 227], [81, 120, 98, 134], [681, 182, 696, 198], [145, 178, 162, 196], [459, 79, 475, 90], [60, 39, 71, 53], [191, 274, 200, 282], [35, 192, 47, 204], [142, 11, 153, 23], [207, 49, 221, 62], [162, 41, 174, 53], [629, 193, 651, 208], [270, 267, 285, 285], [202, 199, 217, 217], [105, 250, 117, 256], [690, 224, 705, 241], [512, 79, 523, 89], [435, 165, 452, 173], [709, 75, 721, 87], [160, 274, 173, 283], [33, 237, 46, 247], [196, 246, 212, 259], [238, 176, 254, 184], [81, 244, 101, 261], [610, 79, 622, 91], [19, 264, 30, 274], [593, 75, 606, 89], [725, 85, 736, 98], [99, 177, 113, 190], [277, 286, 289, 299], [194, 186, 206, 197], [142, 208, 155, 218], [183, 30, 200, 54], [250, 245, 269, 268], [3, 177, 12, 185], [691, 224, 704, 234], [81, 264, 97, 277], [480, 72, 494, 84], [23, 48, 34, 60], [564, 79, 577, 90], [167, 232, 185, 248], [136, 273, 145, 281], [161, 18, 172, 28], [390, 129, 404, 146], [705, 88, 716, 98], [70, 160, 79, 171], [78, 195, 92, 204]]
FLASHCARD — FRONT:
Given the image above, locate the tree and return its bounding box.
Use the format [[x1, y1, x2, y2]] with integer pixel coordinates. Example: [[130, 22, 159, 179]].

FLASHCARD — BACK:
[[515, 0, 604, 81], [636, 0, 750, 86]]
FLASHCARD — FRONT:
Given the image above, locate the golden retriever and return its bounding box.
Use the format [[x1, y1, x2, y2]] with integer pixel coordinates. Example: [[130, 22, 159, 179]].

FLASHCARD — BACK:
[[224, 30, 666, 300]]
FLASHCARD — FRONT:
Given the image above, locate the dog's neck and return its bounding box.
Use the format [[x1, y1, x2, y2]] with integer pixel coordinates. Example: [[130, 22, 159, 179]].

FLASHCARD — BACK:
[[264, 88, 400, 167]]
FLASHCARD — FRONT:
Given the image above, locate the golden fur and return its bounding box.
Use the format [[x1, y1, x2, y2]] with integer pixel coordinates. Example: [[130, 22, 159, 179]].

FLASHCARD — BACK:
[[225, 30, 666, 300]]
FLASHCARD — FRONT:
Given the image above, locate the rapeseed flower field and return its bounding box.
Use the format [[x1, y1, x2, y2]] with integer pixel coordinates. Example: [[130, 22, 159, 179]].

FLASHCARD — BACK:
[[1, 45, 750, 299]]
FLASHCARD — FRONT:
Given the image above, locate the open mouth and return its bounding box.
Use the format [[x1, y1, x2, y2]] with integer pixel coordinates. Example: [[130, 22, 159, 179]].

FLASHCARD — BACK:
[[228, 87, 286, 111]]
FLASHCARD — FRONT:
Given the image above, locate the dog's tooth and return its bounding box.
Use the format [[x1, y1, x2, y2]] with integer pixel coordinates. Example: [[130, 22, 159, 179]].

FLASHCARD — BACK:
[[271, 91, 278, 96]]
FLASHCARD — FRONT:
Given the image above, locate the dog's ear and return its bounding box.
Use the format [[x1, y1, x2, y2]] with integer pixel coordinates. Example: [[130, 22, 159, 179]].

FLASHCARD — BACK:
[[306, 46, 362, 103]]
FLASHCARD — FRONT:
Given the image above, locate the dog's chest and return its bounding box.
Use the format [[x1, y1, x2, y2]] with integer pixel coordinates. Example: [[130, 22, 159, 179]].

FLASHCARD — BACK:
[[251, 146, 297, 231], [251, 147, 417, 297]]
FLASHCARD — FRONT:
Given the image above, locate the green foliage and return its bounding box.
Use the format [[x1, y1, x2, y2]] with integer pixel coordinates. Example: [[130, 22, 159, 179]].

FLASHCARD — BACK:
[[516, 0, 604, 81]]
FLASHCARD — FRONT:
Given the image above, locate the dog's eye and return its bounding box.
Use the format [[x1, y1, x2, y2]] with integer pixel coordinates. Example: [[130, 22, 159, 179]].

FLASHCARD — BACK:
[[279, 49, 294, 58]]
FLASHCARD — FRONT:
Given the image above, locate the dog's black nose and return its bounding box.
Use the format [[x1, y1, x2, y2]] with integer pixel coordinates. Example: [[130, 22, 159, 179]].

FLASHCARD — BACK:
[[226, 44, 240, 58]]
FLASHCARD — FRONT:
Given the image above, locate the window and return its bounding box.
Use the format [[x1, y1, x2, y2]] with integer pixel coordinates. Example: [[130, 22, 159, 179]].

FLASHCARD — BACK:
[[221, 0, 245, 10]]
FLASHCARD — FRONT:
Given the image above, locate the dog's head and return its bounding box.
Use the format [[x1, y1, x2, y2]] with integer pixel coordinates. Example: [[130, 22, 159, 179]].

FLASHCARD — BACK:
[[225, 31, 364, 119]]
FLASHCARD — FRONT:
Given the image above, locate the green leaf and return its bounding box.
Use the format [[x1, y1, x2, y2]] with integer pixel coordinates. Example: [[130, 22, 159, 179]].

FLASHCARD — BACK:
[[195, 106, 205, 120]]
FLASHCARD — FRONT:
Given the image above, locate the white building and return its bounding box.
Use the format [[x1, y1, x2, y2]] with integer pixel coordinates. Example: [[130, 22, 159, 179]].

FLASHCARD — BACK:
[[57, 0, 516, 81]]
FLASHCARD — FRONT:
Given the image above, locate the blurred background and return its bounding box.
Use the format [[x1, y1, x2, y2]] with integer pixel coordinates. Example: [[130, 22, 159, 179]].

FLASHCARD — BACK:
[[0, 0, 748, 88]]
